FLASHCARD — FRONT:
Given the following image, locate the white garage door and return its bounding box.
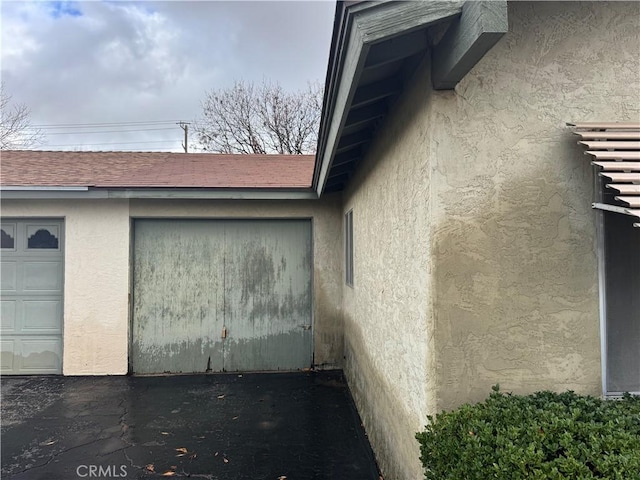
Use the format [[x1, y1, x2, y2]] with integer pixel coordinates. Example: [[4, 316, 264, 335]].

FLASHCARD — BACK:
[[132, 219, 313, 374], [1, 219, 64, 374]]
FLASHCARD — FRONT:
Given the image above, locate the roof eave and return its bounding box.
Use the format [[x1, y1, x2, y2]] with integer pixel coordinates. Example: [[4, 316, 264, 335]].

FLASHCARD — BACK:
[[314, 0, 508, 196], [0, 187, 319, 201]]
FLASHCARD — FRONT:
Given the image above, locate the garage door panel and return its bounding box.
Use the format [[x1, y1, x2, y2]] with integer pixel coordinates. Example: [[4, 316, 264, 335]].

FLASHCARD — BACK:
[[223, 220, 312, 371], [23, 300, 62, 333], [1, 340, 16, 371], [1, 261, 17, 292], [1, 300, 16, 331], [20, 338, 62, 372], [132, 220, 225, 374], [0, 337, 62, 374], [23, 261, 63, 292]]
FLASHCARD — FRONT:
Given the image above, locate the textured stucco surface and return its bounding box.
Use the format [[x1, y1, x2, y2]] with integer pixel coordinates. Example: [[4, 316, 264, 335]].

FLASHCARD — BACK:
[[1, 200, 131, 375], [342, 59, 435, 480], [340, 2, 639, 479], [430, 0, 639, 410], [1, 196, 343, 374]]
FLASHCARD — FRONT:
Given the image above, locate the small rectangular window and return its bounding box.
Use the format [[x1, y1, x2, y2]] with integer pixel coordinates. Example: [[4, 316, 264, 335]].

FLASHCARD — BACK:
[[345, 210, 353, 287]]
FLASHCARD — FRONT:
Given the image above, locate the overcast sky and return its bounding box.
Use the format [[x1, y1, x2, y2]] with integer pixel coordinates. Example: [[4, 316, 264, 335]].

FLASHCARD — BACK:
[[1, 0, 335, 152]]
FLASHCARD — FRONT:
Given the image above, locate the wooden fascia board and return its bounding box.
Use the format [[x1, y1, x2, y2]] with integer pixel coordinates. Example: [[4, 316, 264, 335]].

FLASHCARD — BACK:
[[314, 1, 463, 196], [314, 23, 369, 196], [432, 0, 508, 90], [354, 1, 463, 44]]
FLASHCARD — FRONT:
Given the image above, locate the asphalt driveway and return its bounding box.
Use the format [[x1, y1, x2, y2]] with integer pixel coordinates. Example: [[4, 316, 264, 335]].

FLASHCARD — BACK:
[[1, 371, 379, 480]]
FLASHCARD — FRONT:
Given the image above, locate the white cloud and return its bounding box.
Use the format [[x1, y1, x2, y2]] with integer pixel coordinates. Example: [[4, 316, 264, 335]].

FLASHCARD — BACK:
[[0, 1, 334, 151]]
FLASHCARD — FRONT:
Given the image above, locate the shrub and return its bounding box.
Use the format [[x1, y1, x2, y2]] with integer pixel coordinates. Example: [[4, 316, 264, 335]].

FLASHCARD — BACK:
[[415, 386, 640, 479]]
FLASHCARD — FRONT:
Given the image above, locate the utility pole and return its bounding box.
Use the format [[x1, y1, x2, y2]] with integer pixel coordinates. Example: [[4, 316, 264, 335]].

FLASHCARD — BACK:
[[178, 122, 191, 153]]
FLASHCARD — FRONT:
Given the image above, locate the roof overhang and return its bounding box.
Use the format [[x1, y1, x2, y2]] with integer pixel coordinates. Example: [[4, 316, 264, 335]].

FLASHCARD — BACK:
[[0, 187, 319, 201], [313, 0, 508, 195]]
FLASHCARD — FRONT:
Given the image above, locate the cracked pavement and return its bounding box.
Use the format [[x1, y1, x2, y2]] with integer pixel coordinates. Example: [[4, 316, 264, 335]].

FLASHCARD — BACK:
[[1, 371, 379, 480]]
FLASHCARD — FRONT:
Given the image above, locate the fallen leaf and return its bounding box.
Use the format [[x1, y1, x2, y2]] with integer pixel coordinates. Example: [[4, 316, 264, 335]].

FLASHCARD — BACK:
[[223, 457, 229, 464], [160, 432, 170, 436], [175, 447, 188, 454], [190, 453, 197, 459], [161, 472, 175, 477], [214, 452, 219, 457], [42, 440, 57, 446], [176, 454, 185, 457], [232, 416, 239, 420], [217, 395, 225, 399], [278, 476, 287, 480], [145, 464, 155, 472]]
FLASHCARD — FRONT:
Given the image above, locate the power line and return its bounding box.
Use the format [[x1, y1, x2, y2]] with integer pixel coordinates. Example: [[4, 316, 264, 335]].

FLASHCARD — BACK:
[[43, 127, 177, 135], [84, 147, 181, 151], [44, 140, 177, 147], [35, 146, 181, 152], [32, 120, 186, 128]]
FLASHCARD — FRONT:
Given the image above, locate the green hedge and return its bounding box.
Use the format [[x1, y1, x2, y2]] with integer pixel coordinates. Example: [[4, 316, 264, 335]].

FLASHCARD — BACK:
[[416, 387, 640, 479]]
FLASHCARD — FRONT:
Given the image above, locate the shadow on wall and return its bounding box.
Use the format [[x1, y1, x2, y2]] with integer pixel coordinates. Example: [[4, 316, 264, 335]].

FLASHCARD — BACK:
[[343, 313, 425, 480], [431, 129, 602, 411]]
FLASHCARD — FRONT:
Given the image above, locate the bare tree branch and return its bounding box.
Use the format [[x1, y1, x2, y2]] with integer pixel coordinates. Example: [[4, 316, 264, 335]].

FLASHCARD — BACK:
[[1, 83, 44, 150], [193, 79, 322, 154]]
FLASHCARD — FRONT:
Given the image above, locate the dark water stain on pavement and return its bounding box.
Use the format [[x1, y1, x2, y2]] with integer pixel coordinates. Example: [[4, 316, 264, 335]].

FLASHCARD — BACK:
[[1, 371, 379, 480]]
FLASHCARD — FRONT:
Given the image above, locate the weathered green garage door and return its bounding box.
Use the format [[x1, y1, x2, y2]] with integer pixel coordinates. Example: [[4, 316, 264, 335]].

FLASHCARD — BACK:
[[132, 219, 312, 374], [1, 219, 64, 374]]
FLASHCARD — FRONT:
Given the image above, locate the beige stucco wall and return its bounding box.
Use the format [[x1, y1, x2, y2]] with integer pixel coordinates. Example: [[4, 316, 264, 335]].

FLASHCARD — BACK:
[[341, 2, 639, 479], [341, 60, 436, 480], [128, 196, 344, 367], [1, 199, 131, 375], [430, 0, 639, 410], [1, 195, 343, 374]]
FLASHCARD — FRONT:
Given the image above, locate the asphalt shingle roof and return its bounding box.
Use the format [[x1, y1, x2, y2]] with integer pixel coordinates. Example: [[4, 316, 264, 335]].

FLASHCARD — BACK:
[[0, 151, 315, 189]]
